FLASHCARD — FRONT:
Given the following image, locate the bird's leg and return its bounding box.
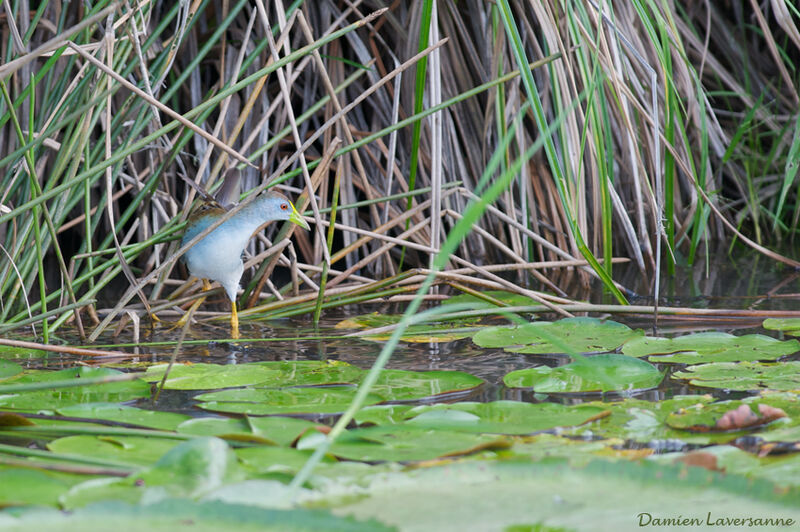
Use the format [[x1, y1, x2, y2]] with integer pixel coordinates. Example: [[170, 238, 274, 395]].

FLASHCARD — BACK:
[[174, 279, 212, 330], [230, 300, 240, 339]]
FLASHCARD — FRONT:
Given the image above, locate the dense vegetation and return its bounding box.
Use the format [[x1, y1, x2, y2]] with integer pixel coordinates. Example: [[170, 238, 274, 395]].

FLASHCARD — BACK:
[[1, 1, 798, 338]]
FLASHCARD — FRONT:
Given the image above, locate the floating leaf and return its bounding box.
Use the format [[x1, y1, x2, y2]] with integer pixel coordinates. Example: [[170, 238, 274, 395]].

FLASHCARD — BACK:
[[763, 318, 800, 336], [60, 437, 241, 509], [404, 401, 609, 434], [0, 345, 47, 360], [277, 361, 366, 386], [621, 332, 799, 363], [235, 446, 336, 475], [651, 445, 800, 490], [143, 363, 283, 390], [354, 405, 415, 426], [178, 416, 322, 447], [196, 386, 384, 416], [0, 360, 23, 379], [665, 399, 791, 432], [0, 468, 86, 508], [56, 404, 189, 431], [672, 361, 800, 391], [309, 459, 800, 530], [369, 369, 483, 400], [4, 498, 394, 531], [0, 367, 150, 410], [321, 426, 509, 462], [504, 354, 663, 393], [335, 312, 479, 342], [506, 434, 630, 465], [47, 436, 182, 467], [473, 318, 642, 354]]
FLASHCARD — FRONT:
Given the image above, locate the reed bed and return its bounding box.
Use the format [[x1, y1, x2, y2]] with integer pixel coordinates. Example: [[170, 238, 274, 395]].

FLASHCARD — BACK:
[[0, 1, 799, 340]]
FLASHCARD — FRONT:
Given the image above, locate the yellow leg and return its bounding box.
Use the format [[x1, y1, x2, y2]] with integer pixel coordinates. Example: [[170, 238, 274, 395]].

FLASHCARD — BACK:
[[230, 300, 240, 339]]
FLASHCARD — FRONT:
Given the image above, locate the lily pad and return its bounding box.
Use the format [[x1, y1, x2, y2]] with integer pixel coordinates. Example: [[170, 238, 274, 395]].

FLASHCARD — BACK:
[[196, 386, 385, 416], [562, 395, 762, 446], [504, 354, 664, 393], [47, 435, 182, 467], [473, 318, 642, 355], [403, 401, 609, 434], [335, 312, 479, 342], [621, 332, 799, 363], [0, 499, 393, 532], [0, 345, 48, 360], [0, 468, 87, 508], [317, 425, 509, 462], [369, 369, 483, 400], [354, 405, 415, 426], [59, 437, 243, 509], [316, 459, 800, 530], [143, 363, 283, 390], [0, 367, 151, 411], [763, 318, 800, 336], [665, 398, 794, 432], [56, 404, 190, 431], [506, 434, 630, 465], [235, 446, 336, 475], [651, 445, 800, 490], [0, 359, 23, 379], [177, 416, 322, 446], [672, 361, 800, 391]]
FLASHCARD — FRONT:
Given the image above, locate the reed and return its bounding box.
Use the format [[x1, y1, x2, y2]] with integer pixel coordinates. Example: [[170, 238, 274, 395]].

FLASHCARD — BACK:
[[0, 1, 797, 336]]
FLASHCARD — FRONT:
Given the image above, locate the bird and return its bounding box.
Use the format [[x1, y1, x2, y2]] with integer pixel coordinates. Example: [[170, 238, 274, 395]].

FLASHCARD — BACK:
[[179, 189, 310, 338]]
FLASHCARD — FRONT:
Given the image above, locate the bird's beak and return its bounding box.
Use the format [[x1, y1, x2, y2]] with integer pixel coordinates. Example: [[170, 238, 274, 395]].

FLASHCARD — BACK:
[[289, 204, 310, 231]]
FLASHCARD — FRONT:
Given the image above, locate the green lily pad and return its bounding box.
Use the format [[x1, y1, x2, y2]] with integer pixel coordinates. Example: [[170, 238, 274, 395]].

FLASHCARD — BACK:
[[673, 361, 800, 391], [504, 354, 664, 393], [473, 318, 642, 355], [650, 445, 800, 490], [562, 395, 761, 445], [1, 498, 394, 531], [276, 361, 366, 386], [621, 332, 799, 363], [0, 367, 151, 411], [196, 386, 385, 415], [0, 359, 23, 379], [0, 345, 48, 360], [369, 369, 483, 400], [235, 446, 337, 475], [177, 416, 322, 446], [0, 467, 87, 508], [47, 435, 183, 467], [665, 397, 796, 432], [505, 434, 627, 465], [354, 405, 415, 426], [56, 404, 190, 431], [763, 318, 800, 336], [335, 312, 479, 342], [403, 401, 609, 434], [315, 460, 800, 530], [143, 363, 283, 390], [318, 425, 509, 462], [60, 437, 242, 509]]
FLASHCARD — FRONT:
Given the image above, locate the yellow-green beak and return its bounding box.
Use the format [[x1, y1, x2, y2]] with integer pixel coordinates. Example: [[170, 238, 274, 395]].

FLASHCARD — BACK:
[[289, 204, 310, 230]]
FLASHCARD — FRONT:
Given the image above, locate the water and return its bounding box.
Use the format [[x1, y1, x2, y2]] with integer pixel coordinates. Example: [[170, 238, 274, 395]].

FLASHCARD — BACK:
[[19, 246, 800, 418]]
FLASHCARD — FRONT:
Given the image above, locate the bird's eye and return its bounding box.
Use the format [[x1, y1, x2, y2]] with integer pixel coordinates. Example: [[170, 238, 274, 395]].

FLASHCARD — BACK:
[[280, 203, 289, 210]]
